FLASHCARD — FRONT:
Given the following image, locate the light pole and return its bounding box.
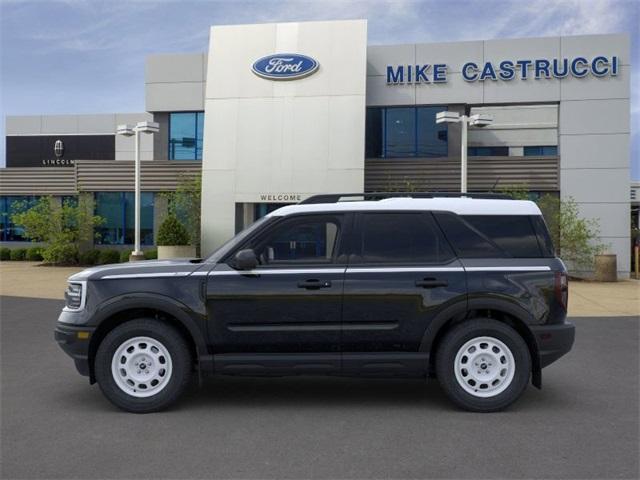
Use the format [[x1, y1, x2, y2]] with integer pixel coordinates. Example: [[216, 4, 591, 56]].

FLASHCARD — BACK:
[[116, 121, 159, 261], [436, 111, 493, 193]]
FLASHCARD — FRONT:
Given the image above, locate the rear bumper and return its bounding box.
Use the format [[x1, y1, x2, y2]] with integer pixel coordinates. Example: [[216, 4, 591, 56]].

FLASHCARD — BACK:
[[54, 323, 95, 377], [530, 321, 575, 368]]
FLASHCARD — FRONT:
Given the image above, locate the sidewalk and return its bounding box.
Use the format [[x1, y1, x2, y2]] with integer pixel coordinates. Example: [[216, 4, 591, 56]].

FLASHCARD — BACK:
[[0, 261, 638, 317]]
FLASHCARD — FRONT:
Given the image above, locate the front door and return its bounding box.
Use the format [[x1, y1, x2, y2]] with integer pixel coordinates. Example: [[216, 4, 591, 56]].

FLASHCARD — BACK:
[[341, 212, 467, 373], [206, 214, 348, 372]]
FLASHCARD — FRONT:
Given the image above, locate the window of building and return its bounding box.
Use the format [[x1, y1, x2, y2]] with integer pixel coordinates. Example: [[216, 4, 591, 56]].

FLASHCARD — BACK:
[[252, 215, 342, 264], [169, 112, 204, 160], [357, 213, 454, 264], [523, 146, 558, 156], [366, 107, 448, 158], [468, 146, 510, 156], [0, 196, 39, 242], [95, 192, 154, 245]]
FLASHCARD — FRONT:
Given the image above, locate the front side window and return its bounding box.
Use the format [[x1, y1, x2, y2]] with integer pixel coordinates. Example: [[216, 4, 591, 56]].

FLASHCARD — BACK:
[[249, 216, 342, 265], [95, 192, 154, 245], [169, 112, 204, 160], [357, 213, 454, 264]]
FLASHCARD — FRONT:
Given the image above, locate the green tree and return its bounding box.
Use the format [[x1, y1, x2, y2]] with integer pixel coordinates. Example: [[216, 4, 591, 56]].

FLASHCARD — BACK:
[[11, 196, 104, 265], [157, 214, 190, 246], [537, 195, 606, 272], [163, 174, 201, 252]]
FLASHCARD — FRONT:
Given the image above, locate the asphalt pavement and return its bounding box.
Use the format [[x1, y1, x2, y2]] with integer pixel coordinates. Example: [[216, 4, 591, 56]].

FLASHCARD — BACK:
[[1, 295, 638, 479]]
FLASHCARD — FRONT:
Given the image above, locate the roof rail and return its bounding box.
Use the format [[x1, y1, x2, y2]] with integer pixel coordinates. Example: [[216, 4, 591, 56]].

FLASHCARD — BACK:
[[299, 192, 513, 204]]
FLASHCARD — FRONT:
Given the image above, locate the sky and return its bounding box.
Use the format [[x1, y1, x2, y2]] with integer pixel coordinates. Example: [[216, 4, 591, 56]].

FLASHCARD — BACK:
[[1, 0, 638, 177]]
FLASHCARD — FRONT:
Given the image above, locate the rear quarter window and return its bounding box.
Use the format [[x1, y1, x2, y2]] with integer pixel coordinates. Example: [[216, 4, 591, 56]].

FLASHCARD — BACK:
[[434, 213, 544, 258]]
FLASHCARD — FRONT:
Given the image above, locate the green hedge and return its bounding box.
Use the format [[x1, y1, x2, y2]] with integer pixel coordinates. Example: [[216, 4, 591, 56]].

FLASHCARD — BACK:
[[98, 249, 120, 265], [0, 247, 11, 261], [120, 250, 131, 263], [144, 249, 158, 260], [26, 247, 43, 261], [10, 248, 27, 261], [79, 250, 101, 266]]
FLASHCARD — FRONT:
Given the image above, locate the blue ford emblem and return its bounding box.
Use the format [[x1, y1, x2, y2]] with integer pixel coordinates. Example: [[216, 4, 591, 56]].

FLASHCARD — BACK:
[[252, 53, 319, 80]]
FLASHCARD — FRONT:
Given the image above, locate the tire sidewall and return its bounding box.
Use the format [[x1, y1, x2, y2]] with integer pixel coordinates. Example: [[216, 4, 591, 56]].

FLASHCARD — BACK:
[[95, 319, 191, 413], [436, 319, 531, 412]]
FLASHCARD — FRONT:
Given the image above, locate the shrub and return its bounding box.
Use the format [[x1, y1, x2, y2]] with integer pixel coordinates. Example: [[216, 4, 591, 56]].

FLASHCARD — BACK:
[[79, 249, 101, 266], [10, 196, 104, 265], [120, 250, 131, 263], [10, 248, 27, 261], [42, 244, 79, 265], [26, 247, 43, 261], [162, 174, 201, 254], [0, 248, 10, 261], [98, 249, 120, 265], [144, 249, 158, 260], [157, 214, 190, 246]]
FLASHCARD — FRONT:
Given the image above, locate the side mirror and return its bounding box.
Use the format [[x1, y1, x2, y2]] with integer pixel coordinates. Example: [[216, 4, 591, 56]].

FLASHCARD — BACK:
[[233, 249, 258, 270]]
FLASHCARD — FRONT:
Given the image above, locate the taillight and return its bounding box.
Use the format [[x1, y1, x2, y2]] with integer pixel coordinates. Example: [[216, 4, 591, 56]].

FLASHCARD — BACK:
[[555, 271, 568, 310]]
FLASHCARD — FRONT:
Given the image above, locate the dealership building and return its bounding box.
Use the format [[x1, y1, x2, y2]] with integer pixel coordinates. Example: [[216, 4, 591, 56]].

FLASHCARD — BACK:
[[0, 20, 633, 276]]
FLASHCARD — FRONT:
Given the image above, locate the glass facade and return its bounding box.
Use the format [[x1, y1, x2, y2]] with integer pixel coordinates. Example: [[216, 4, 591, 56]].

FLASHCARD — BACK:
[[169, 112, 204, 160], [366, 107, 448, 158], [94, 192, 154, 245], [0, 196, 39, 241], [468, 146, 510, 156], [524, 146, 558, 156]]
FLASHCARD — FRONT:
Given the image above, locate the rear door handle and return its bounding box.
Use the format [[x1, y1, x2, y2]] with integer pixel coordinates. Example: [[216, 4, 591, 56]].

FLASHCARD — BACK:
[[298, 279, 332, 290], [415, 278, 448, 288]]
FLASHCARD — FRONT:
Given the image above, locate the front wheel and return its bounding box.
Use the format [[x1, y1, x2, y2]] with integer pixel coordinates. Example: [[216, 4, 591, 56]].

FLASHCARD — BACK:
[[95, 319, 192, 413], [435, 318, 531, 412]]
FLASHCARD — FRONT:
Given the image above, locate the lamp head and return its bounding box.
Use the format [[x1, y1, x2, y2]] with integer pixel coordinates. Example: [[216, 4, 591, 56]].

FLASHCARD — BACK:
[[469, 114, 493, 127], [436, 111, 461, 124], [116, 124, 135, 137], [135, 121, 160, 134]]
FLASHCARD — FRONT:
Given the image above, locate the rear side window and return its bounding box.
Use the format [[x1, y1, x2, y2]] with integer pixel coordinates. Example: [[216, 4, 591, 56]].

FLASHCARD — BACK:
[[357, 212, 454, 264], [462, 215, 542, 258], [435, 213, 544, 258], [434, 213, 506, 258], [531, 215, 556, 257]]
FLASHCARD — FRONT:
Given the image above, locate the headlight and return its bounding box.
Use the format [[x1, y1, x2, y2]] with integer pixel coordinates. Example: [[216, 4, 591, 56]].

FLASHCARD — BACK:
[[64, 282, 86, 310]]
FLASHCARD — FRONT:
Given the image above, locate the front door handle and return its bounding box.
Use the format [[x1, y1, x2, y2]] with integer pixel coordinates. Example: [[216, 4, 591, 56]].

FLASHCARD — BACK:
[[415, 278, 448, 288], [298, 279, 332, 290]]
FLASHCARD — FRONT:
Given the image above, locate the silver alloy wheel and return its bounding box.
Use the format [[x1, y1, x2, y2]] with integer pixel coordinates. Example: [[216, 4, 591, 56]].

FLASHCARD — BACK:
[[453, 336, 515, 398], [110, 336, 173, 398]]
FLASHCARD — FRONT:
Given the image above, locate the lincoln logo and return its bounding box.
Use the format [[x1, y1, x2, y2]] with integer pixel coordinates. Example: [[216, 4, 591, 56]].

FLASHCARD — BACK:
[[54, 139, 64, 159], [252, 53, 319, 80]]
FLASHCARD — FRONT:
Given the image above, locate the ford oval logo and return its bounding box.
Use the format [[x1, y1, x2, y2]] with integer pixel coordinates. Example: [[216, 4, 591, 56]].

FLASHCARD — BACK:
[[252, 53, 319, 80]]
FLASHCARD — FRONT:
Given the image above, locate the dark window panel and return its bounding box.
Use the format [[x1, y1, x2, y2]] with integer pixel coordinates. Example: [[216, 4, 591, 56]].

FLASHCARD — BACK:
[[94, 192, 154, 245], [434, 212, 506, 259], [358, 213, 454, 264], [462, 215, 542, 258], [524, 146, 558, 156]]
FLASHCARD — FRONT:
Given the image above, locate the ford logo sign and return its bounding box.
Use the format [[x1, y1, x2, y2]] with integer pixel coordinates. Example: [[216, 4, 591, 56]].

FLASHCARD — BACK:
[[252, 53, 319, 80]]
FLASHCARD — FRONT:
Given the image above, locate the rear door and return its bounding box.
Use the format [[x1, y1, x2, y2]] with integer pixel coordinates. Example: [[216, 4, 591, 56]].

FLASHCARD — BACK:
[[341, 211, 466, 373]]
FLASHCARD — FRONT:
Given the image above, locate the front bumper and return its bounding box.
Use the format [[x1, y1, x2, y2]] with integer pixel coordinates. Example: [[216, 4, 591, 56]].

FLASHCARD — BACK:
[[530, 321, 576, 368], [54, 323, 95, 377]]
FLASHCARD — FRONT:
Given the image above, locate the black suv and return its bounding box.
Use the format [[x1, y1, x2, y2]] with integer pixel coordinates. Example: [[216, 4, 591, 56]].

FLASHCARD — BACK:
[[55, 193, 574, 413]]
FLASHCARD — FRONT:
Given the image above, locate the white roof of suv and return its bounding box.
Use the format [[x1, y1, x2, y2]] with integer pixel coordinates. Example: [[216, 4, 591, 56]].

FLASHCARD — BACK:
[[269, 197, 542, 217]]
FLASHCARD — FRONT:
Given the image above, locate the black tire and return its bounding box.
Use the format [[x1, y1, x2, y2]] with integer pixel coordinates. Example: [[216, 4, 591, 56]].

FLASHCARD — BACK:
[[435, 318, 531, 412], [95, 319, 192, 413]]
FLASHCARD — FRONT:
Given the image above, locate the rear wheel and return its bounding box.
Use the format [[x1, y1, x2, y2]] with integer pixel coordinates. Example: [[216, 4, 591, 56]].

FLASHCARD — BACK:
[[95, 319, 192, 413], [435, 318, 531, 412]]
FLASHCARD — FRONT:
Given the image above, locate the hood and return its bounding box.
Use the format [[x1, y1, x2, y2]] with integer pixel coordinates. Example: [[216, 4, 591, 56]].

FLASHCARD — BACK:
[[68, 258, 204, 281]]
